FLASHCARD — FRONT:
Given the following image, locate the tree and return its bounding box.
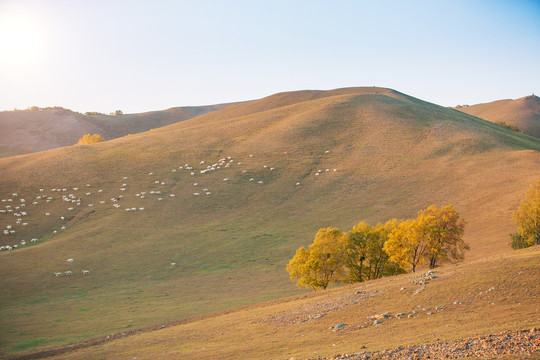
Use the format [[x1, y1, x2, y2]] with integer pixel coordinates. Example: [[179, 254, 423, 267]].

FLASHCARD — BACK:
[[76, 134, 105, 145], [286, 228, 348, 290], [115, 110, 123, 116], [513, 180, 540, 247], [345, 219, 404, 282], [384, 205, 468, 272], [418, 205, 467, 268], [384, 218, 428, 272]]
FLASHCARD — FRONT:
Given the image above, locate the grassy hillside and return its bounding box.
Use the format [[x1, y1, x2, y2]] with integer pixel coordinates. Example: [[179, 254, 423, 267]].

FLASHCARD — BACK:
[[0, 87, 539, 357], [0, 104, 230, 158], [50, 246, 540, 360], [456, 95, 540, 139]]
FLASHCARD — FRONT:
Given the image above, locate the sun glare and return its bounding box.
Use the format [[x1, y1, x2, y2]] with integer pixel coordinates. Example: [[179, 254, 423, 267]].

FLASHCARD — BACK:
[[0, 5, 49, 72]]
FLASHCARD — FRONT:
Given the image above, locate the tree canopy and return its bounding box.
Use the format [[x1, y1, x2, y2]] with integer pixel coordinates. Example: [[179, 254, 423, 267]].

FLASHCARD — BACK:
[[76, 134, 105, 145], [512, 180, 540, 248], [286, 228, 348, 290], [287, 204, 468, 291]]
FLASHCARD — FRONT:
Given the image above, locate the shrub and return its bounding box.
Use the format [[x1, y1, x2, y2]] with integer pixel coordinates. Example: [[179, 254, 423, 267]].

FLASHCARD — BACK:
[[76, 134, 105, 145]]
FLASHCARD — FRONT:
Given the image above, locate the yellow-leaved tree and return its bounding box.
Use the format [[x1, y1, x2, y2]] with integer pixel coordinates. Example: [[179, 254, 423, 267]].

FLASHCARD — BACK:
[[383, 219, 428, 272], [76, 134, 104, 145], [512, 180, 540, 248], [345, 219, 404, 282], [383, 205, 467, 272], [418, 205, 468, 268], [286, 228, 348, 290]]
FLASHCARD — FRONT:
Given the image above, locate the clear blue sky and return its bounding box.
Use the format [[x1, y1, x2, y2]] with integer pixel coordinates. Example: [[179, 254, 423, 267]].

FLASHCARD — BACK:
[[0, 0, 539, 114]]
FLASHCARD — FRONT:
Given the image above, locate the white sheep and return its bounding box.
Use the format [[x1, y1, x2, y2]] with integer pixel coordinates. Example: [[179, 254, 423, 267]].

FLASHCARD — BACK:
[[54, 272, 62, 277], [82, 270, 90, 275], [67, 258, 74, 263], [45, 212, 51, 216], [193, 193, 200, 196], [65, 271, 72, 275]]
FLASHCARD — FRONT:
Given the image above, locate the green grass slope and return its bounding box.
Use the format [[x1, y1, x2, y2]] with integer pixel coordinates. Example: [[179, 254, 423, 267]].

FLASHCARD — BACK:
[[51, 246, 540, 360], [457, 95, 540, 139], [0, 104, 230, 158], [0, 87, 539, 357]]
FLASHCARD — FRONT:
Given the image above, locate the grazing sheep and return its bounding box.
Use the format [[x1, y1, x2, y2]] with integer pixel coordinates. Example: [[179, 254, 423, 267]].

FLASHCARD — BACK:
[[171, 262, 176, 266], [82, 270, 90, 275], [45, 212, 51, 216], [249, 178, 254, 181], [258, 181, 264, 184], [193, 193, 200, 196], [325, 150, 330, 154], [31, 238, 38, 243], [65, 271, 72, 275], [54, 272, 62, 277], [67, 258, 74, 263], [139, 208, 144, 211]]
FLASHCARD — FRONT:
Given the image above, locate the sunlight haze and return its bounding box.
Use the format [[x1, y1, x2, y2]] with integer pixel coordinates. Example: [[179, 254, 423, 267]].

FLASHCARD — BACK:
[[0, 0, 538, 113]]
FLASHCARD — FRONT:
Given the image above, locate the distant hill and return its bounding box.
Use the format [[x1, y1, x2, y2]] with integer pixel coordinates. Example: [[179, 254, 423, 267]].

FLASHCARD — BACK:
[[1, 87, 539, 357], [0, 104, 231, 158], [455, 95, 540, 139]]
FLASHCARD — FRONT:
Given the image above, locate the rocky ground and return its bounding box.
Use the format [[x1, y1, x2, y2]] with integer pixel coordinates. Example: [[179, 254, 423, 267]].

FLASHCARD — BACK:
[[307, 328, 540, 360]]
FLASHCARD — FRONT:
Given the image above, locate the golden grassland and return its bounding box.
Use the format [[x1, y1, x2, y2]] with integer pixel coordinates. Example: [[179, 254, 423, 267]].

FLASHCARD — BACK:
[[52, 246, 540, 360], [458, 94, 540, 139], [0, 87, 539, 357], [0, 104, 230, 158]]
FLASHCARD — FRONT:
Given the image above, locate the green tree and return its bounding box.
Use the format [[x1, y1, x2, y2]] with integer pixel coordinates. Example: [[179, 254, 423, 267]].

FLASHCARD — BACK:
[[513, 180, 540, 247], [286, 228, 348, 290]]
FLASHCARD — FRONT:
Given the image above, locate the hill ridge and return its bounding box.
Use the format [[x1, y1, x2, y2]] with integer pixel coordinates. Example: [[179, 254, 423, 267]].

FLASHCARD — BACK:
[[0, 87, 539, 357]]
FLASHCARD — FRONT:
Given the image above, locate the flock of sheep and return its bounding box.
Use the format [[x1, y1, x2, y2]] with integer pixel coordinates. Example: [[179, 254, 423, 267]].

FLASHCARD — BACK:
[[0, 150, 338, 276]]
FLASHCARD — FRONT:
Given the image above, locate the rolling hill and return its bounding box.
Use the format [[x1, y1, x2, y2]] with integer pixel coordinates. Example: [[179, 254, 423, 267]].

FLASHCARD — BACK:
[[0, 103, 231, 158], [456, 94, 540, 139], [0, 87, 539, 358]]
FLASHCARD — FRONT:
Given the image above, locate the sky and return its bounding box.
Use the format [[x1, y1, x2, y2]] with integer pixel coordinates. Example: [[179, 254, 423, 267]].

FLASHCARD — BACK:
[[0, 0, 539, 114]]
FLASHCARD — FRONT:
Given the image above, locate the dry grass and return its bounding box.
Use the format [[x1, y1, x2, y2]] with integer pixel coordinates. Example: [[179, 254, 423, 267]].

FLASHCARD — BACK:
[[0, 87, 539, 357], [48, 246, 540, 360], [458, 95, 540, 139], [0, 104, 230, 158]]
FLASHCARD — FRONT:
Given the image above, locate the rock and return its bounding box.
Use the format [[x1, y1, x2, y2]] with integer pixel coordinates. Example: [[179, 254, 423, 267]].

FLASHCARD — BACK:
[[436, 306, 444, 310], [373, 320, 381, 325], [454, 301, 462, 304], [334, 323, 347, 331]]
